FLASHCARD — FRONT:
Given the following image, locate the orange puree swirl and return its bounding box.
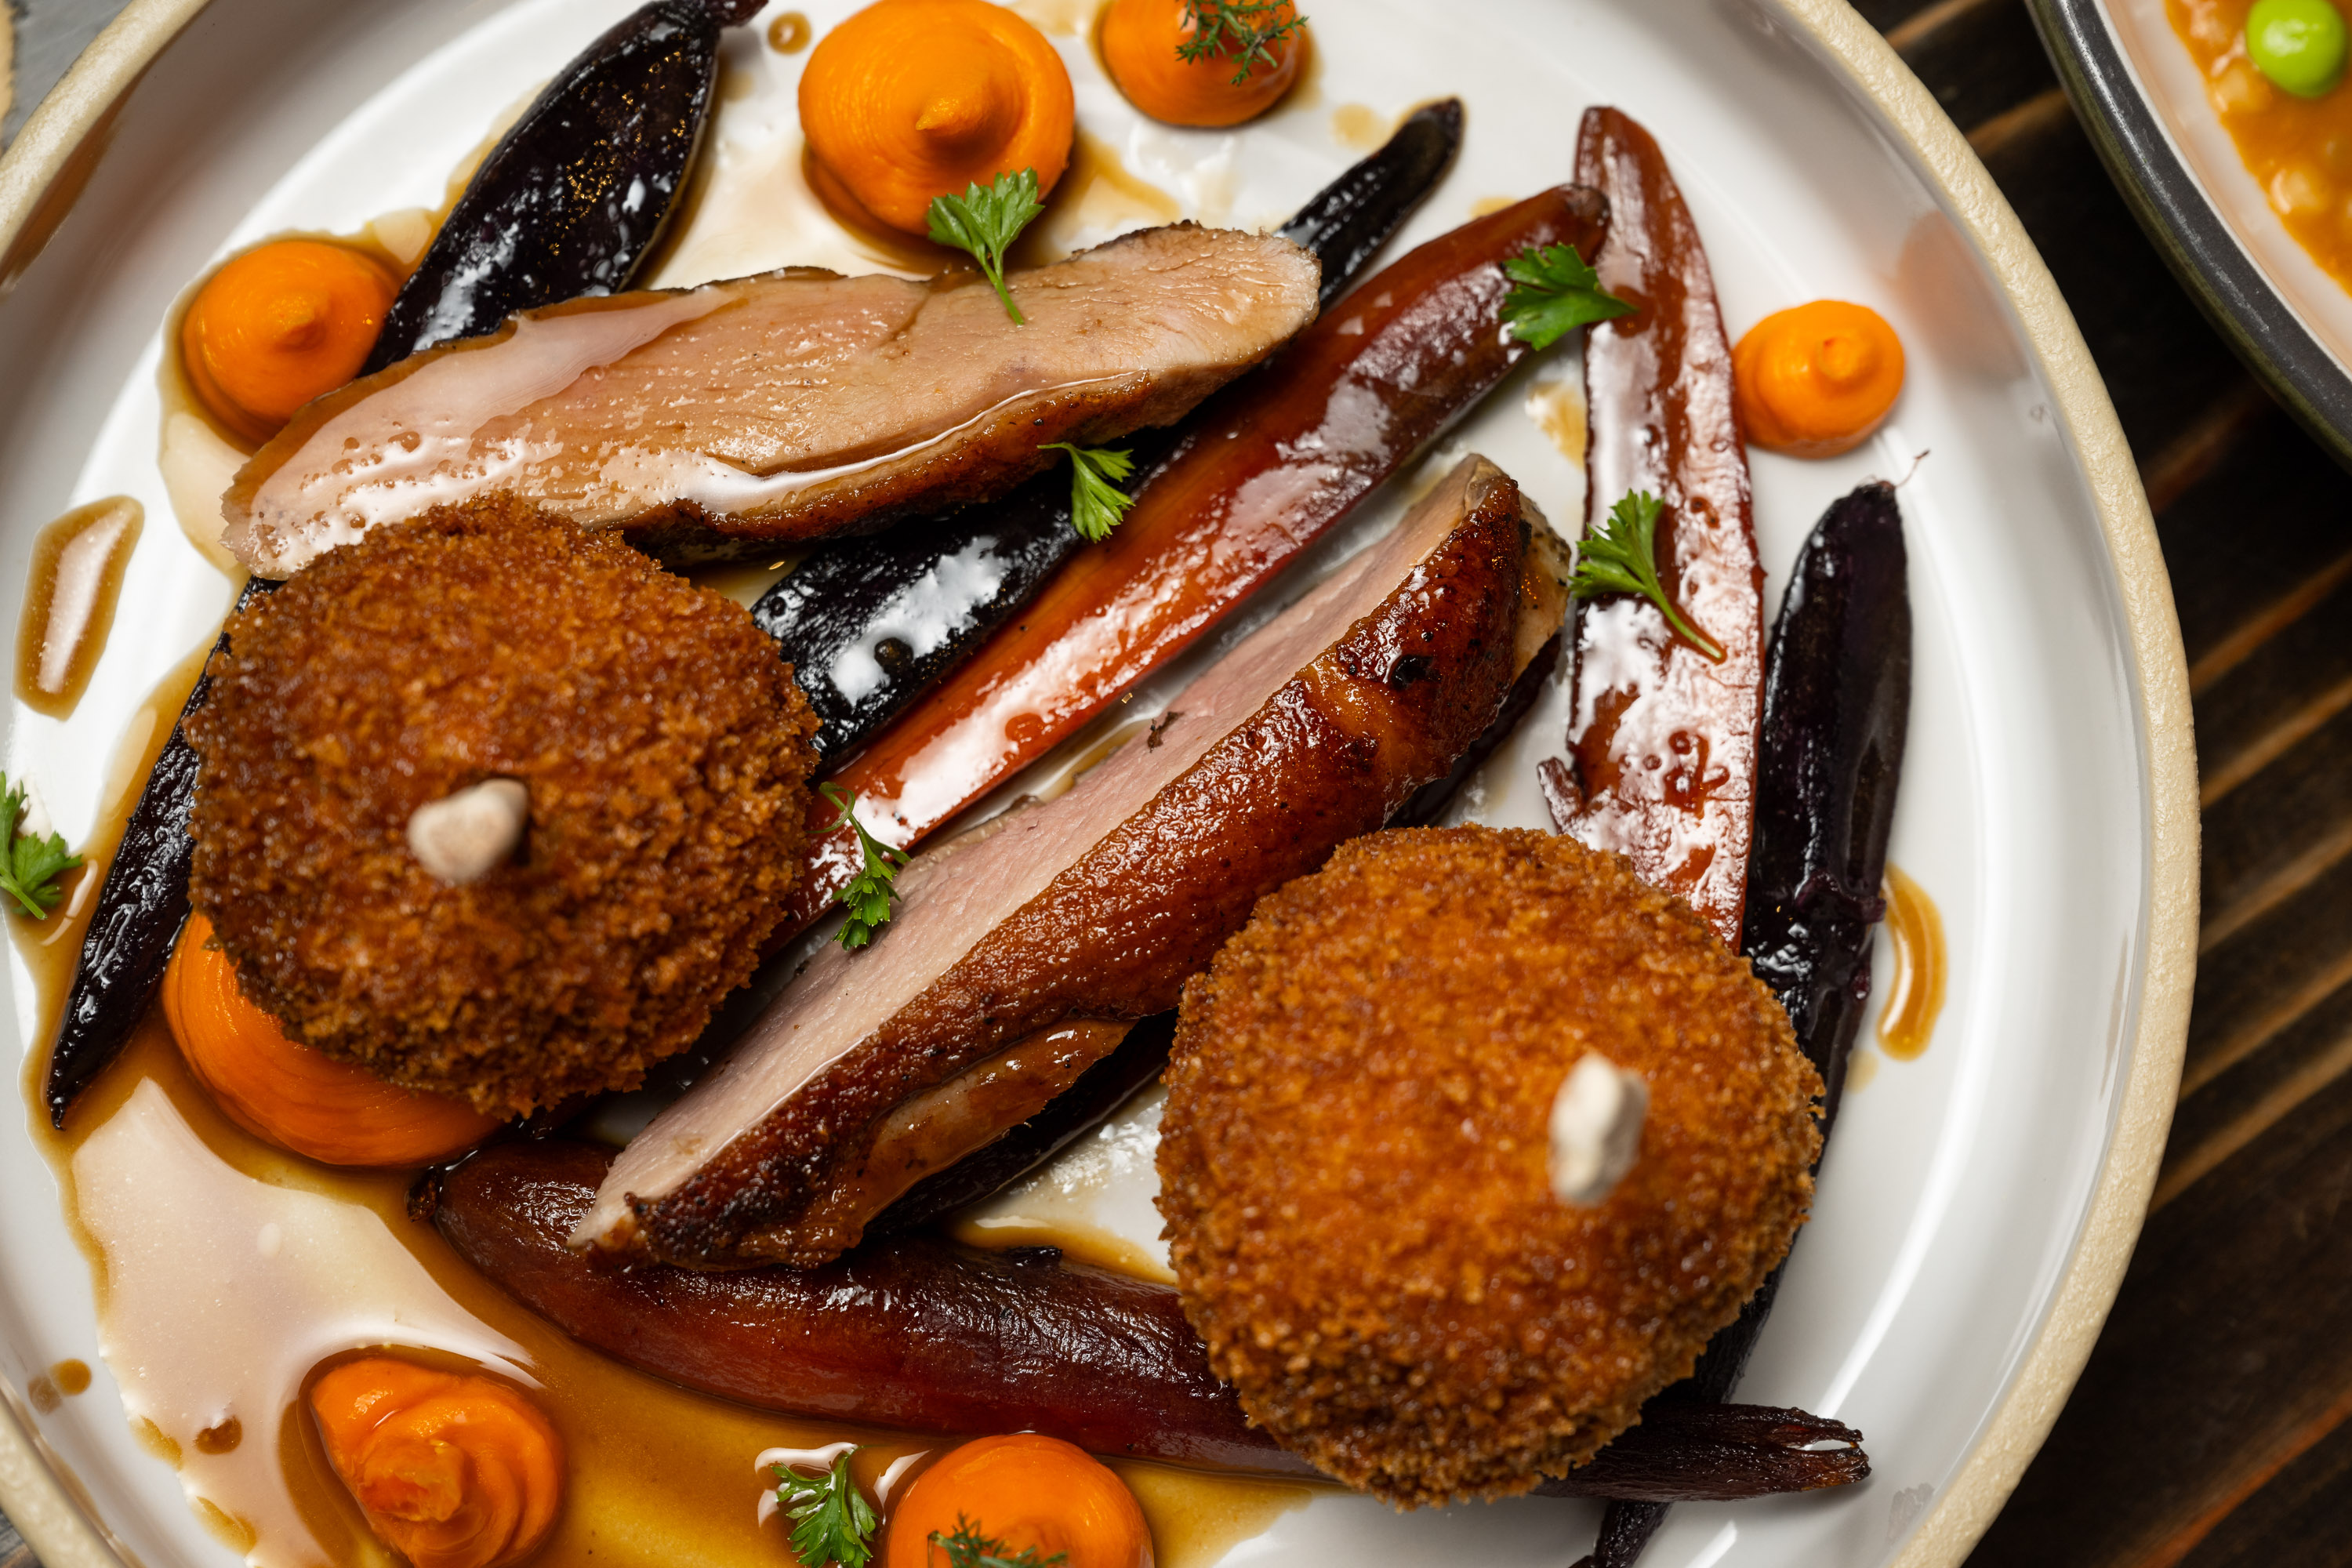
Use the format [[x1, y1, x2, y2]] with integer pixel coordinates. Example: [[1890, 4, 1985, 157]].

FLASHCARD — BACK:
[[310, 1359, 564, 1568], [1730, 299, 1905, 459], [1102, 0, 1306, 129], [800, 0, 1075, 234], [180, 239, 396, 444]]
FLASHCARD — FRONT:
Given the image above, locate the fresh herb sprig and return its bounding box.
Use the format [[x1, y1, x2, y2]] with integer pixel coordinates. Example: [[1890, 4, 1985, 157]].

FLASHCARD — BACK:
[[1177, 1, 1308, 85], [1042, 444, 1137, 542], [1571, 492, 1725, 662], [0, 775, 78, 920], [773, 1448, 878, 1568], [820, 785, 909, 949], [1501, 241, 1635, 351], [927, 170, 1047, 324], [929, 1516, 1068, 1568]]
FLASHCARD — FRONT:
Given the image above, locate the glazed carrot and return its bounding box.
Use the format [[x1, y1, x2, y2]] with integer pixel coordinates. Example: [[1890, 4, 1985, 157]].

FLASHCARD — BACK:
[[180, 239, 396, 443], [1102, 0, 1305, 128], [884, 1435, 1151, 1568], [1730, 300, 1904, 458], [310, 1358, 564, 1568], [800, 0, 1073, 234], [163, 914, 500, 1167]]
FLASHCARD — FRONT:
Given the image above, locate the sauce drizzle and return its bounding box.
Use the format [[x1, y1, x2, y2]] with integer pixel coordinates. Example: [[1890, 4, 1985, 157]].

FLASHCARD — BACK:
[[16, 498, 143, 720], [1877, 861, 1946, 1060]]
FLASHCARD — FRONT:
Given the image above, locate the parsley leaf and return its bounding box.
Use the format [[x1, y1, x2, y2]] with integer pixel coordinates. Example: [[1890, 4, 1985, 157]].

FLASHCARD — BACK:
[[1175, 1, 1308, 85], [930, 1515, 1068, 1568], [1041, 444, 1137, 543], [1570, 492, 1725, 662], [927, 170, 1047, 325], [0, 775, 79, 920], [773, 1448, 877, 1568], [821, 784, 909, 950], [1501, 241, 1635, 351]]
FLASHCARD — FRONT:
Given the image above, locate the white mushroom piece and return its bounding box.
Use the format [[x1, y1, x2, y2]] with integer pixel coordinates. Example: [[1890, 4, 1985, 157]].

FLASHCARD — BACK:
[[1548, 1052, 1650, 1206], [406, 779, 530, 886]]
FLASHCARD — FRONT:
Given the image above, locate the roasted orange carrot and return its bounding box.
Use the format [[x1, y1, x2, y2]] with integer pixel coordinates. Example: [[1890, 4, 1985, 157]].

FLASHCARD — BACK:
[[1731, 299, 1904, 458], [886, 1434, 1152, 1568], [1102, 0, 1305, 128], [180, 239, 397, 443], [310, 1357, 563, 1568], [163, 914, 500, 1167], [799, 0, 1074, 234]]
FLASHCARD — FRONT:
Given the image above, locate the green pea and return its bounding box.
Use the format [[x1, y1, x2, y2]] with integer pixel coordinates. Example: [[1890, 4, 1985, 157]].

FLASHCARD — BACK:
[[2249, 0, 2350, 98]]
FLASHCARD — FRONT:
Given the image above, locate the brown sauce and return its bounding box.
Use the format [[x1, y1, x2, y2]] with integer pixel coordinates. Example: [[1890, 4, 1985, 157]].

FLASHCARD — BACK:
[[16, 499, 143, 720], [15, 670, 1301, 1568], [2169, 0, 2352, 289], [1877, 862, 1946, 1060], [765, 10, 811, 52]]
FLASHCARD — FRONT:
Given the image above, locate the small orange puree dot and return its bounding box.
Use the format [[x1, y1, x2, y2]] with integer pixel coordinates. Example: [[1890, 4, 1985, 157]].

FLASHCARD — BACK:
[[800, 0, 1074, 235], [884, 1433, 1151, 1567], [180, 239, 395, 443], [1731, 299, 1905, 459], [1103, 0, 1307, 129]]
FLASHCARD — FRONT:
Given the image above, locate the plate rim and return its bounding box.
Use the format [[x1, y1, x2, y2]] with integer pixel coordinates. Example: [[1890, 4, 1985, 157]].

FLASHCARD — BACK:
[[0, 1, 2198, 1564], [2025, 0, 2352, 471]]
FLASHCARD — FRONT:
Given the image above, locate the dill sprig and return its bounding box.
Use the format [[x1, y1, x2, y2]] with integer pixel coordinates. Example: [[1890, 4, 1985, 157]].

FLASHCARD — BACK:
[[1176, 1, 1308, 85], [929, 1515, 1068, 1568]]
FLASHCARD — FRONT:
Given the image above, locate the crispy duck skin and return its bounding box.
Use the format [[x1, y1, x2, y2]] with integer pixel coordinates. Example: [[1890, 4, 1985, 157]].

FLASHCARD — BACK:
[[1540, 107, 1765, 949], [222, 225, 1321, 578], [775, 184, 1610, 936], [585, 456, 1534, 1270], [434, 1138, 1868, 1498]]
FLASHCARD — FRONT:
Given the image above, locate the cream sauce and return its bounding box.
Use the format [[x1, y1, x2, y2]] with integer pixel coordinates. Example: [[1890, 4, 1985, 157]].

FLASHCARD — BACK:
[[16, 498, 143, 719]]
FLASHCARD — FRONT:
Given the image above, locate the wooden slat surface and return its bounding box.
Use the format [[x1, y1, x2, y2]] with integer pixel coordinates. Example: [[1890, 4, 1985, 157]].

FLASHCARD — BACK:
[[6, 2, 2352, 1565]]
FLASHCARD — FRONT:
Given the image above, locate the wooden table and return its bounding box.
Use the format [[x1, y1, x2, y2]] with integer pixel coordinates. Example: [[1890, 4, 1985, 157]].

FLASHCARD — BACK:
[[5, 2, 2347, 1563]]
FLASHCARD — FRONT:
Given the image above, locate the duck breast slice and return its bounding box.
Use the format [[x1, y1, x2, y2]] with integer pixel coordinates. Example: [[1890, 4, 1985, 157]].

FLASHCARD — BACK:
[[583, 454, 1539, 1269], [222, 224, 1320, 577]]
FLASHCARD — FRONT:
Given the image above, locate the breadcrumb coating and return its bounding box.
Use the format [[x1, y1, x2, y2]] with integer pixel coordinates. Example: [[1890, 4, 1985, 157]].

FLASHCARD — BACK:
[[186, 497, 818, 1116], [1157, 826, 1821, 1507]]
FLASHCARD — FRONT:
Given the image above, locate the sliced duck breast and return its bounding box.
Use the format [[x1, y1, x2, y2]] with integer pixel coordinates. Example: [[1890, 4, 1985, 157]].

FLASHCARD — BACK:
[[222, 224, 1320, 576], [583, 455, 1543, 1269]]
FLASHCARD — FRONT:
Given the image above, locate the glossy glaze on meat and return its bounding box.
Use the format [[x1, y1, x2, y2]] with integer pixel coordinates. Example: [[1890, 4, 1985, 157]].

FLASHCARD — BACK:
[[1543, 107, 1764, 948], [436, 1140, 1869, 1497], [752, 101, 1466, 764], [223, 226, 1320, 577], [584, 457, 1532, 1269], [772, 187, 1610, 938]]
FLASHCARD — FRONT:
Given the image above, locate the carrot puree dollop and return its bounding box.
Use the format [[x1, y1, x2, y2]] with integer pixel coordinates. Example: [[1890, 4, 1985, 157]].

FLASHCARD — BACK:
[[163, 913, 501, 1167], [180, 239, 396, 444], [1102, 0, 1306, 128], [1730, 299, 1906, 458], [799, 0, 1075, 235], [310, 1358, 564, 1568], [885, 1433, 1152, 1567]]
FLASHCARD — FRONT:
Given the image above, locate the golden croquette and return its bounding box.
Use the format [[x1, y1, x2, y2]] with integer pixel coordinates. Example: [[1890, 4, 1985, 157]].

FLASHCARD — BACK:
[[1156, 825, 1821, 1508], [186, 496, 819, 1117]]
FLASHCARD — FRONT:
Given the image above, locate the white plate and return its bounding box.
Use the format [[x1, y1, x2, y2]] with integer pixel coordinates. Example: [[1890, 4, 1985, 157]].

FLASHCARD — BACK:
[[0, 2, 2196, 1566]]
